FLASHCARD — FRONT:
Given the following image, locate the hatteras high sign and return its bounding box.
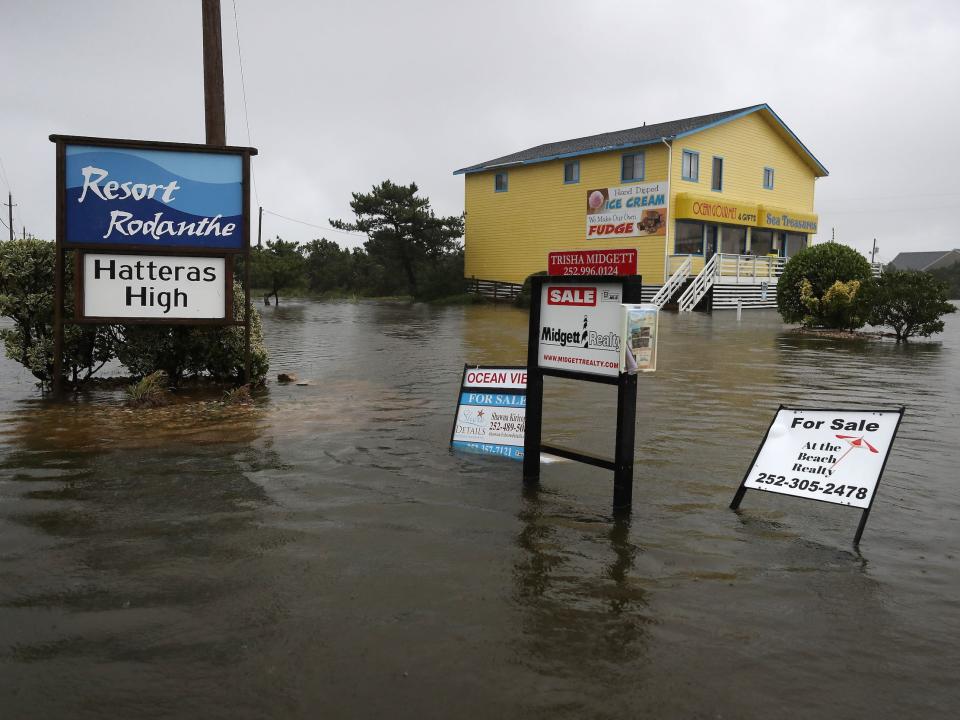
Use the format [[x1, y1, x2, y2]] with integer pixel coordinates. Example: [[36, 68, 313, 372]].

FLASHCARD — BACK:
[[49, 135, 257, 392]]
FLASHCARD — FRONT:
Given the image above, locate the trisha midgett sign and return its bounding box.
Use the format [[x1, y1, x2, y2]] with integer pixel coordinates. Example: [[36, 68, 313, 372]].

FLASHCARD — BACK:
[[63, 140, 245, 250]]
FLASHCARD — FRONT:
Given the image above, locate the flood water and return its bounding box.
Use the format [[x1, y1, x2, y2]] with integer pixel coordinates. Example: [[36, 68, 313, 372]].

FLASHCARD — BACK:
[[1, 302, 958, 719]]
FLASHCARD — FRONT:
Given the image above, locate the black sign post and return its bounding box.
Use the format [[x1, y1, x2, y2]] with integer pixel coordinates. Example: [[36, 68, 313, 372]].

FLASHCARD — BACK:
[[523, 274, 642, 512]]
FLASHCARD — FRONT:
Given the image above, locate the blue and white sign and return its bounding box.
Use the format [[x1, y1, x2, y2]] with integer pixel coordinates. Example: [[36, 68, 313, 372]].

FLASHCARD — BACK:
[[65, 145, 243, 249], [451, 366, 527, 461]]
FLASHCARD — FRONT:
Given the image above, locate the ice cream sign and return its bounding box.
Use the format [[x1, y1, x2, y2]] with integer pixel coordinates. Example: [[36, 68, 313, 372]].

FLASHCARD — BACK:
[[65, 144, 244, 249], [586, 181, 668, 239]]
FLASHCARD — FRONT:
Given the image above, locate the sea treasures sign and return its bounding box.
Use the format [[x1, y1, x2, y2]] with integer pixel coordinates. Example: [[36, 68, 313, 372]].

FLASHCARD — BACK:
[[82, 254, 227, 319], [65, 143, 243, 249], [739, 408, 903, 510], [537, 282, 624, 377], [586, 182, 668, 239], [451, 366, 527, 460]]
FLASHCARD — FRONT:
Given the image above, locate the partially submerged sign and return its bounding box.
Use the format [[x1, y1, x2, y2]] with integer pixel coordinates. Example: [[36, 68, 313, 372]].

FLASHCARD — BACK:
[[537, 282, 624, 378], [451, 366, 527, 460], [731, 407, 905, 545]]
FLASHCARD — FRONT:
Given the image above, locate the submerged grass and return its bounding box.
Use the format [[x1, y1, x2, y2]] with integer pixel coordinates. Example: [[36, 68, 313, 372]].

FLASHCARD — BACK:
[[125, 371, 171, 408]]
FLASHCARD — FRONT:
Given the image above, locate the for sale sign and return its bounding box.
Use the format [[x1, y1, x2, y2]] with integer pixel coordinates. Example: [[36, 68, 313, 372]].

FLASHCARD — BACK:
[[451, 366, 527, 460], [537, 282, 624, 378], [548, 249, 637, 277], [741, 408, 903, 509]]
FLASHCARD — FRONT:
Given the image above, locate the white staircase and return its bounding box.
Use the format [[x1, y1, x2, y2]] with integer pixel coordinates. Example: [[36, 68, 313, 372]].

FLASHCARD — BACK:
[[678, 253, 720, 312], [651, 255, 692, 308]]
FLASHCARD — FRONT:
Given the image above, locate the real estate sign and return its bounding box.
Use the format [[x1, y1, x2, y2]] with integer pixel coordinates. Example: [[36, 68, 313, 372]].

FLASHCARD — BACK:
[[451, 366, 527, 460], [537, 282, 624, 378]]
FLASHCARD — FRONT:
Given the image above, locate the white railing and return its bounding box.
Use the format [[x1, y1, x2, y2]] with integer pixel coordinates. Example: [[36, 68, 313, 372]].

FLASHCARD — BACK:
[[678, 252, 720, 312], [715, 253, 785, 282], [651, 255, 692, 308]]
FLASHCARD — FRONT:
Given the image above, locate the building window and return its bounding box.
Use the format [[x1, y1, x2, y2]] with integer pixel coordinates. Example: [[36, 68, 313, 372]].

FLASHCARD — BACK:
[[621, 152, 645, 182], [763, 167, 775, 190], [720, 226, 747, 254], [785, 232, 807, 258], [494, 172, 508, 193], [751, 229, 774, 256], [711, 157, 723, 192], [681, 150, 699, 182], [564, 160, 580, 184], [675, 221, 704, 255]]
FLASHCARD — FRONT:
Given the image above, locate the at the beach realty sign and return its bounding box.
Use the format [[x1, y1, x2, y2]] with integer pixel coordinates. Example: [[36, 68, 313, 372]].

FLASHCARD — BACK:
[[585, 181, 668, 240], [731, 407, 905, 544], [54, 136, 253, 323], [451, 366, 527, 460]]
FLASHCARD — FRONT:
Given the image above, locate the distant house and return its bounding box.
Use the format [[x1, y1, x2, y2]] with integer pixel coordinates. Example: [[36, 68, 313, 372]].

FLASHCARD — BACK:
[[888, 250, 960, 272]]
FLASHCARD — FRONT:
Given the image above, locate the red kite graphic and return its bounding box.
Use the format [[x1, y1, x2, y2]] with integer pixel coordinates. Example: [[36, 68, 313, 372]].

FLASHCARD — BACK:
[[831, 434, 879, 472]]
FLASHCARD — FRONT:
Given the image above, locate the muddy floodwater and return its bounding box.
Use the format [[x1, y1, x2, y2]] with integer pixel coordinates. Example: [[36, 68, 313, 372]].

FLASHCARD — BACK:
[[1, 302, 958, 719]]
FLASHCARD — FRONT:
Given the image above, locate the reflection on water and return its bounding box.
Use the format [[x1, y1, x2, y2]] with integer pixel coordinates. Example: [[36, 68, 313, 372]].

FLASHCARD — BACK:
[[0, 305, 958, 718]]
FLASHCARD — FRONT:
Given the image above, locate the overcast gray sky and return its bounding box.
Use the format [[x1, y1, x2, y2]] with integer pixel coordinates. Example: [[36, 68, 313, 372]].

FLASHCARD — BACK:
[[2, 0, 959, 263]]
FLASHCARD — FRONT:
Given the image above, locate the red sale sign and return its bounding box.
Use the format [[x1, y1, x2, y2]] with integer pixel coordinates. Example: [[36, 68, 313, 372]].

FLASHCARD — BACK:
[[548, 249, 638, 277]]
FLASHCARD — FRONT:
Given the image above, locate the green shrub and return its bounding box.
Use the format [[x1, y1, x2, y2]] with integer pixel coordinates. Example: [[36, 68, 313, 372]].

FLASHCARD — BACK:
[[0, 238, 268, 389], [777, 244, 873, 328], [867, 269, 956, 341], [0, 239, 115, 388], [514, 271, 549, 309]]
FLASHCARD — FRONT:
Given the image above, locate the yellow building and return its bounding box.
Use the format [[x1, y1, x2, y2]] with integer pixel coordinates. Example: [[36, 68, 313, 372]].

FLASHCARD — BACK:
[[454, 104, 828, 310]]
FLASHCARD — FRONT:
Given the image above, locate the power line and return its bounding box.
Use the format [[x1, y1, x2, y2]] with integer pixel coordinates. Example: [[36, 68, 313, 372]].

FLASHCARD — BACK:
[[261, 208, 364, 236], [231, 0, 259, 205], [0, 155, 10, 192]]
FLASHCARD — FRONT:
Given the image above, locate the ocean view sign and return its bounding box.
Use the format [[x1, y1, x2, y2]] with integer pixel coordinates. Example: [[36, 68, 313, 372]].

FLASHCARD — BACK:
[[82, 254, 227, 320], [65, 144, 243, 249], [451, 366, 527, 460], [585, 182, 668, 240]]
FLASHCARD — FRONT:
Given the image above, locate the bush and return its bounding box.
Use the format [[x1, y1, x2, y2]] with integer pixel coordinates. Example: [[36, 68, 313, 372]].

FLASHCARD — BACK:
[[0, 239, 114, 388], [0, 238, 269, 389], [867, 269, 957, 341], [125, 370, 171, 407], [777, 244, 873, 328], [514, 271, 549, 309]]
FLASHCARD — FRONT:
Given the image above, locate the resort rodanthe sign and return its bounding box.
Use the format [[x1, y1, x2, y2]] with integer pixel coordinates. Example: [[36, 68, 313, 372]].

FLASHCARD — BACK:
[[50, 134, 257, 391]]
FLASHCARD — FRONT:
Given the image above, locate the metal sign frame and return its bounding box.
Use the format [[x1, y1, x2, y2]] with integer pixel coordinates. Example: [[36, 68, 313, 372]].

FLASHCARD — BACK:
[[49, 134, 257, 393], [729, 405, 906, 546], [522, 274, 643, 512]]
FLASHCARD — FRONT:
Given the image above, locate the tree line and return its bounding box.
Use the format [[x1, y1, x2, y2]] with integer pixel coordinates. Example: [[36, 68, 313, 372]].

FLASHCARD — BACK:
[[251, 181, 466, 303]]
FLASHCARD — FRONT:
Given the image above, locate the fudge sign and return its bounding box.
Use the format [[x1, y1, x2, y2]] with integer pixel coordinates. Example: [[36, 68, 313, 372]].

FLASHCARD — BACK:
[[742, 408, 902, 509], [65, 144, 243, 249], [82, 254, 227, 319]]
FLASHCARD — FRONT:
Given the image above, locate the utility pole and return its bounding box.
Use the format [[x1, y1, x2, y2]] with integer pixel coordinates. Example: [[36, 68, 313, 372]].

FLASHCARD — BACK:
[[3, 191, 14, 241], [831, 227, 835, 243], [201, 0, 226, 146], [871, 238, 878, 264], [257, 206, 263, 248]]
